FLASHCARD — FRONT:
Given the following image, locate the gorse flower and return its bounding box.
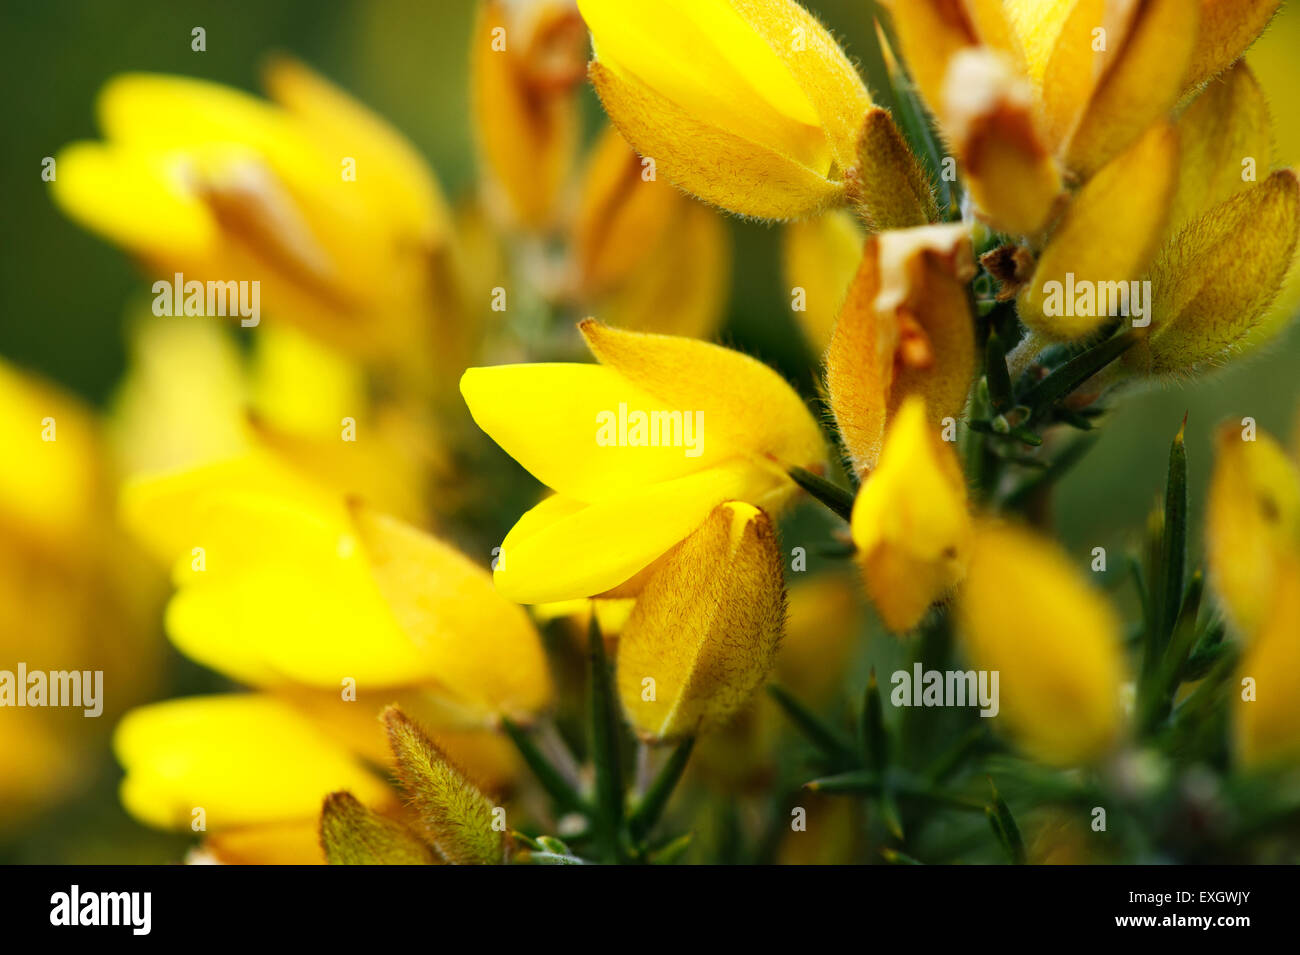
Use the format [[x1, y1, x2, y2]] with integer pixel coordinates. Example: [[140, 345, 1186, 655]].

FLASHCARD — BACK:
[[460, 320, 824, 603], [577, 0, 927, 224], [52, 60, 461, 363], [29, 0, 1300, 866], [850, 397, 971, 634]]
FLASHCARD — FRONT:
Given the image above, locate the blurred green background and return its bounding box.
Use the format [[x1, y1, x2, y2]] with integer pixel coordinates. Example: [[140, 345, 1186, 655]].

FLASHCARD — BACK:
[[1, 0, 1297, 861]]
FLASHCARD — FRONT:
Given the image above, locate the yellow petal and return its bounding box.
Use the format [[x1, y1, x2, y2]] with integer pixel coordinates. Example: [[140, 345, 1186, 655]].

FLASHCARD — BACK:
[[826, 224, 976, 475], [349, 501, 554, 719], [879, 0, 979, 117], [1063, 0, 1197, 178], [114, 694, 392, 831], [495, 461, 781, 603], [202, 820, 328, 865], [383, 706, 503, 864], [1169, 61, 1272, 236], [942, 49, 1062, 236], [1184, 0, 1281, 93], [1020, 122, 1178, 341], [956, 522, 1124, 766], [1130, 169, 1300, 375], [460, 362, 731, 502], [589, 194, 731, 340], [778, 574, 864, 702], [579, 319, 825, 474], [263, 55, 452, 244], [616, 501, 785, 741], [50, 141, 218, 258], [782, 208, 864, 354], [573, 125, 681, 295], [1206, 423, 1300, 641], [1234, 556, 1300, 768], [1036, 0, 1138, 154], [850, 397, 971, 633], [588, 60, 841, 220], [729, 0, 873, 172], [579, 0, 831, 173], [471, 0, 584, 230], [0, 360, 105, 550]]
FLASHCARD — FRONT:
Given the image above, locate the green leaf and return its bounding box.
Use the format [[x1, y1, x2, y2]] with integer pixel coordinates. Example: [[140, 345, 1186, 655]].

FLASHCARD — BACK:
[[586, 615, 627, 862], [788, 465, 855, 522], [628, 736, 695, 841], [768, 684, 858, 767], [646, 832, 694, 865], [319, 791, 439, 865], [501, 717, 587, 815], [985, 330, 1014, 412], [859, 671, 889, 772], [1019, 327, 1136, 418], [985, 779, 1026, 864]]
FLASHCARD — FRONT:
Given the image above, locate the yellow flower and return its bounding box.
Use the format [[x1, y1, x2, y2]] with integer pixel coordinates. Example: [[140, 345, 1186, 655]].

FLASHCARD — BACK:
[[111, 315, 435, 525], [615, 502, 785, 741], [571, 125, 731, 339], [578, 0, 873, 219], [471, 0, 587, 231], [460, 320, 824, 603], [825, 223, 975, 475], [114, 689, 519, 863], [1234, 555, 1300, 768], [956, 521, 1124, 766], [1205, 422, 1300, 641], [851, 397, 971, 633], [114, 694, 394, 833], [121, 460, 553, 721], [52, 61, 459, 360], [0, 360, 159, 826]]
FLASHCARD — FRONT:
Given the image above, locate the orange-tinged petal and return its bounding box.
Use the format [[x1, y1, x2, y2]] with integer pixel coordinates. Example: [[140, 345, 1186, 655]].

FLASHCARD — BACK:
[[782, 209, 864, 354], [1184, 0, 1281, 94], [826, 224, 976, 475]]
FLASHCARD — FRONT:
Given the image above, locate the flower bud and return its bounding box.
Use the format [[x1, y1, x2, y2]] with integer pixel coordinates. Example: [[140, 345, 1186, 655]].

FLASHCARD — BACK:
[[616, 502, 785, 741]]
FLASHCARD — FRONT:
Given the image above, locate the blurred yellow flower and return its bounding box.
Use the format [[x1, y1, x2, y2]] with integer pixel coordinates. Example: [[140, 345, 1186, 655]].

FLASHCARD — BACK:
[[1205, 422, 1300, 642], [52, 61, 461, 362], [616, 502, 785, 741], [851, 397, 971, 633], [571, 125, 731, 339], [1234, 556, 1300, 768], [121, 461, 552, 721], [461, 320, 823, 603], [956, 521, 1124, 766], [471, 0, 587, 231], [782, 209, 864, 354]]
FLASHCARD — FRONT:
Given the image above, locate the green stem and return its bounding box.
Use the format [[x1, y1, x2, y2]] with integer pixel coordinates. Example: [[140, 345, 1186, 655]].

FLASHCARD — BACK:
[[501, 718, 588, 815], [586, 617, 626, 862], [628, 737, 696, 841]]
